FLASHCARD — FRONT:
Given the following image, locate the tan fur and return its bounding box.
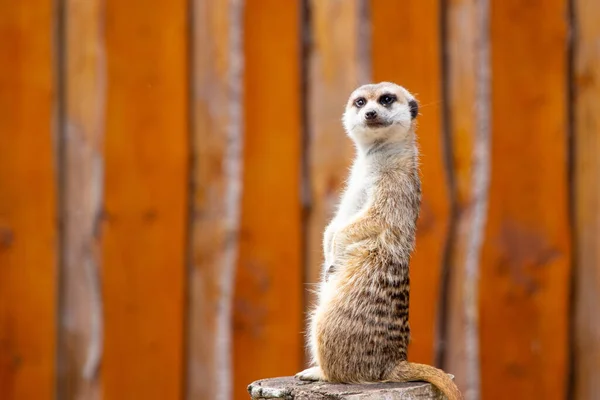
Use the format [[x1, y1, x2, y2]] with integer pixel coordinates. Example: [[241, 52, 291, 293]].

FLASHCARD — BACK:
[[296, 82, 463, 400]]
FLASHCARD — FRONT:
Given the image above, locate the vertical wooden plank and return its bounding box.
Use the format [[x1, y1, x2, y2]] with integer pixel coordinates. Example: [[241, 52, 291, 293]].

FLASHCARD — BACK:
[[306, 0, 368, 349], [101, 0, 188, 397], [573, 0, 600, 398], [59, 0, 105, 398], [480, 0, 570, 398], [233, 1, 303, 398], [371, 0, 450, 365], [0, 2, 57, 399], [188, 0, 243, 399], [444, 0, 489, 398]]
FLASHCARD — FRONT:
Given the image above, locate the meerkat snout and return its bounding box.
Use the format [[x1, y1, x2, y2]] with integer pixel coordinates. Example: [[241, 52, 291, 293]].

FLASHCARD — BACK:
[[364, 110, 377, 120]]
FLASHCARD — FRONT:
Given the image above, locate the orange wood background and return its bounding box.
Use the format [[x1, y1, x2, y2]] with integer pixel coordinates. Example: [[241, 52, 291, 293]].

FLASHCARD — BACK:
[[0, 1, 597, 400], [233, 0, 303, 398], [479, 0, 571, 398], [100, 0, 189, 398], [187, 0, 239, 399], [59, 0, 105, 399], [0, 2, 57, 399], [444, 0, 486, 397], [573, 0, 600, 399]]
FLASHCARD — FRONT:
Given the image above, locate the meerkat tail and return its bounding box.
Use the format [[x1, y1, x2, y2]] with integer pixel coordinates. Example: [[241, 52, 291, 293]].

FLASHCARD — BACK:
[[387, 361, 463, 400]]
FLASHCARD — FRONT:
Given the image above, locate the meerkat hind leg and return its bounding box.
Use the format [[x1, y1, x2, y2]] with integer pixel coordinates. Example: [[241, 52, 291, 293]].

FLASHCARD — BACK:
[[295, 366, 325, 381]]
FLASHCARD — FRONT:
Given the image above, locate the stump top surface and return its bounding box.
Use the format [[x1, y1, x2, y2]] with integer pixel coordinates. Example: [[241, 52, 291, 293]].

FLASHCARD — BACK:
[[248, 376, 445, 399]]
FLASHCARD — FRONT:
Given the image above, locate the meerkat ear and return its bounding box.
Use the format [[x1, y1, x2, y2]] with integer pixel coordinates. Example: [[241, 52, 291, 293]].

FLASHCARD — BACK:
[[408, 99, 418, 119]]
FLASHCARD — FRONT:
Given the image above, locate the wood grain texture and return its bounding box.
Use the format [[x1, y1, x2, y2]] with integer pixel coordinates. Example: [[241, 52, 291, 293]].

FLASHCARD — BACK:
[[233, 1, 303, 398], [444, 0, 476, 386], [371, 0, 450, 365], [188, 0, 243, 399], [480, 0, 571, 398], [305, 0, 368, 353], [573, 0, 600, 398], [59, 0, 105, 398], [248, 377, 445, 399], [101, 0, 188, 398], [0, 2, 57, 399], [444, 0, 489, 398]]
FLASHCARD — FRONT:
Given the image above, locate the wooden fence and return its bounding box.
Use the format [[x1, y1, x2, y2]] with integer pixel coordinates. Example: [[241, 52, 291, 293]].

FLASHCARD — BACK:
[[0, 0, 598, 399]]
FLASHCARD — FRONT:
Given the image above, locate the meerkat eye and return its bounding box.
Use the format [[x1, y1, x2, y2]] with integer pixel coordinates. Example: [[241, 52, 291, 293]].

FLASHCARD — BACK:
[[354, 97, 366, 108], [378, 94, 397, 106]]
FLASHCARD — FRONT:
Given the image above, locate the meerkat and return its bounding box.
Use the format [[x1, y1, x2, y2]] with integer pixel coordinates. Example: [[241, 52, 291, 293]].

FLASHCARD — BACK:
[[296, 82, 462, 400]]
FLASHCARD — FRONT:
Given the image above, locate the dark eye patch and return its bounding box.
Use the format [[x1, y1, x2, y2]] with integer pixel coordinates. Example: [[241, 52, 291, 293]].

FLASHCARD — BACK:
[[354, 97, 366, 108], [378, 93, 397, 106], [408, 99, 418, 119]]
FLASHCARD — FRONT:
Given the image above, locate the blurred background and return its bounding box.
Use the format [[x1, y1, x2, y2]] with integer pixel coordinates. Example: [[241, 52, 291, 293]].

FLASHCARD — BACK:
[[0, 0, 598, 399]]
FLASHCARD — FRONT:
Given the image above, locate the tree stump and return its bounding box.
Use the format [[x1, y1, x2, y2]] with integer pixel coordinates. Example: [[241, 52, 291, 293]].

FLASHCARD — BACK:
[[248, 377, 447, 399]]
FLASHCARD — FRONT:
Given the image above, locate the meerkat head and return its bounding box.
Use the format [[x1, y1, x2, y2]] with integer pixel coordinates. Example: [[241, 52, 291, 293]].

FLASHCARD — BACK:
[[342, 82, 418, 150]]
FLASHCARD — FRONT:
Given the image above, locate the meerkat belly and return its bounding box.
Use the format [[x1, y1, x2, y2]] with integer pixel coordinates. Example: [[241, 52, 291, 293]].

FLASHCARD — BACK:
[[323, 188, 368, 268], [315, 263, 410, 383]]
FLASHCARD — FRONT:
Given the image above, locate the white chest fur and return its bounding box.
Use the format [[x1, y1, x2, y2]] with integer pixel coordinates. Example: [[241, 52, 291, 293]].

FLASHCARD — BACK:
[[322, 156, 372, 268]]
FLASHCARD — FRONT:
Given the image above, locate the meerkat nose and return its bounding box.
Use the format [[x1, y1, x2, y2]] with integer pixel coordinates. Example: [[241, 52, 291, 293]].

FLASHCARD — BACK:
[[365, 110, 377, 120]]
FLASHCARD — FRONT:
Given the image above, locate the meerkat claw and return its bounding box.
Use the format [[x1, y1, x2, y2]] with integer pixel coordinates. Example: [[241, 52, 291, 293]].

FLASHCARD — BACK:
[[295, 366, 324, 381]]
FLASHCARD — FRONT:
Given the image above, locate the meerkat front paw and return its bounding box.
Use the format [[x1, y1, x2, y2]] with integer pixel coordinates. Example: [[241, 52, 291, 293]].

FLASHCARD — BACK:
[[295, 366, 325, 381]]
